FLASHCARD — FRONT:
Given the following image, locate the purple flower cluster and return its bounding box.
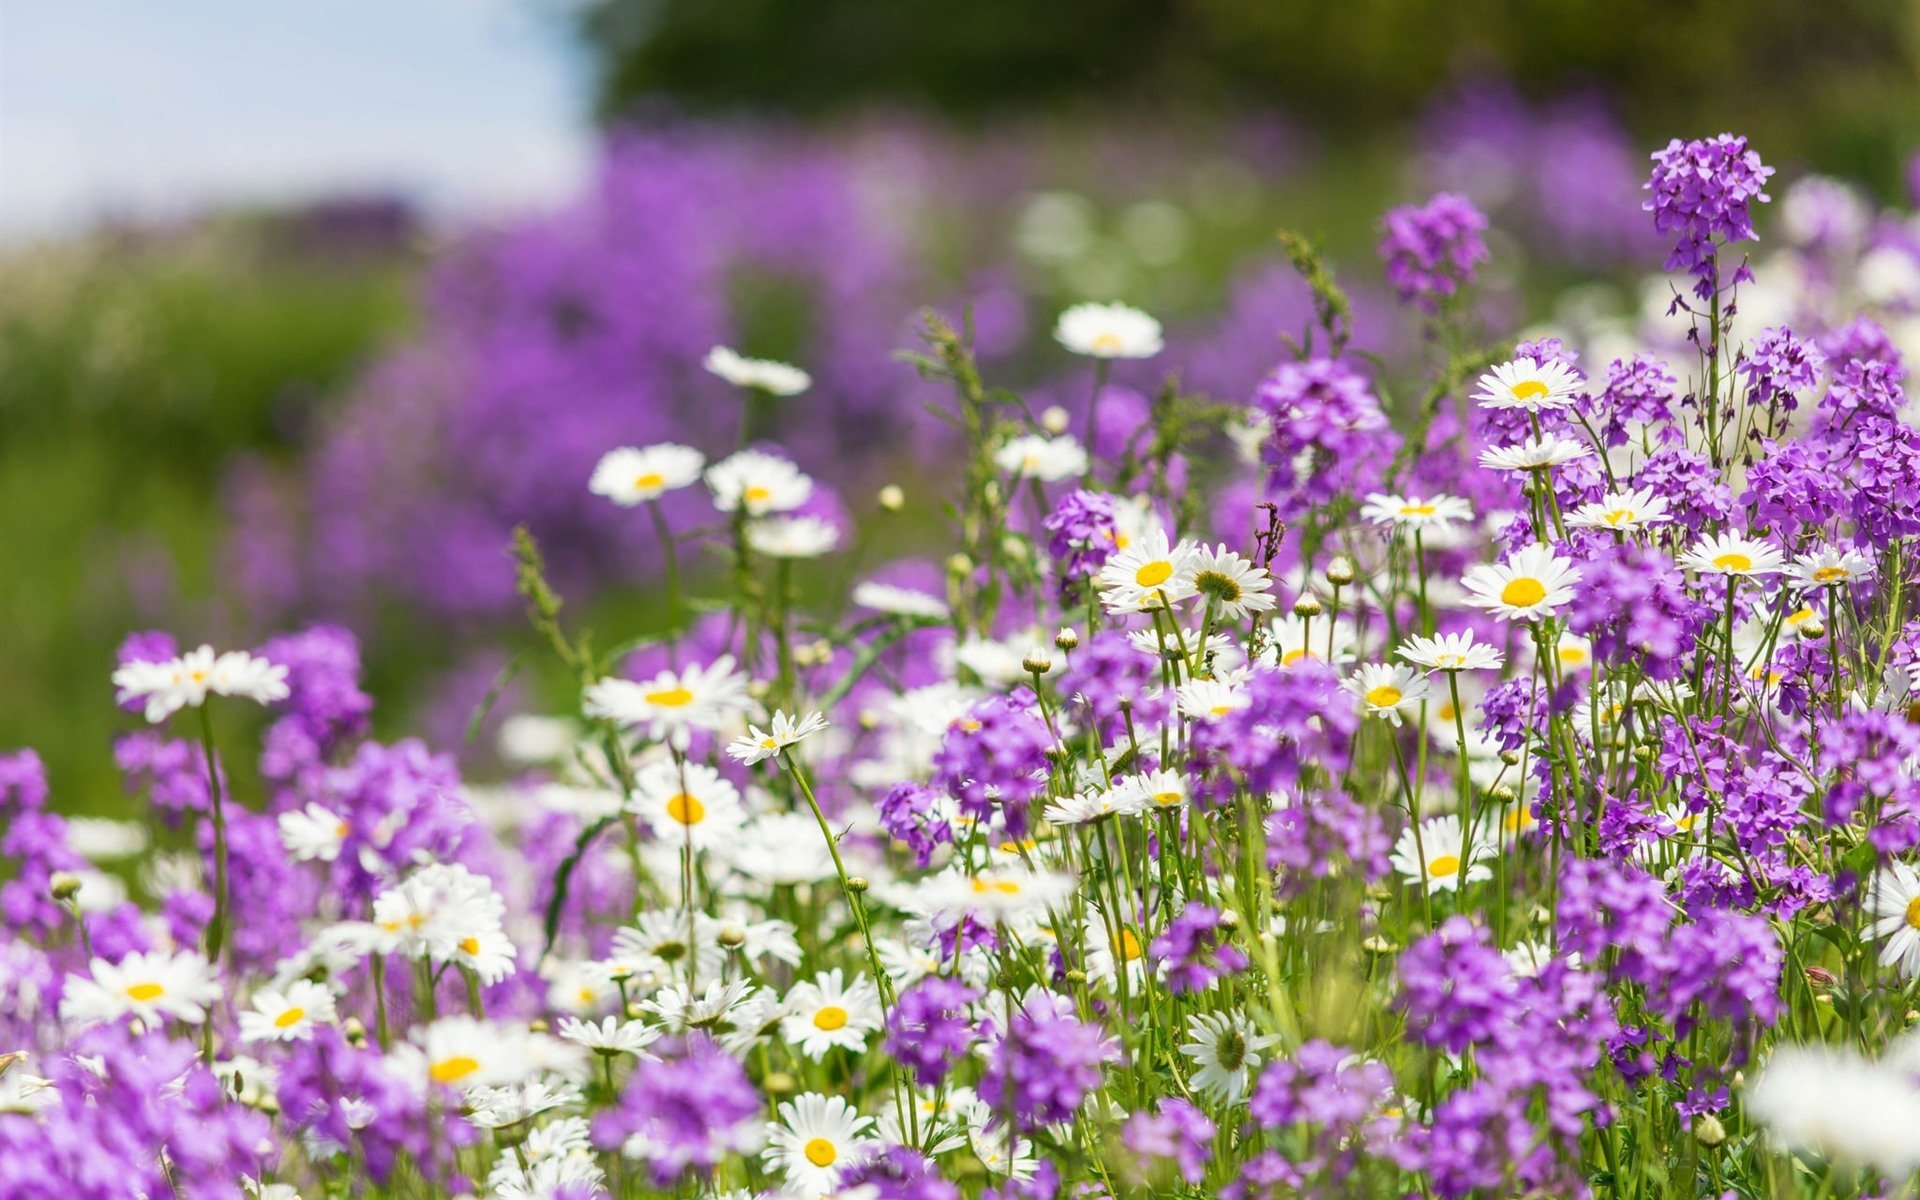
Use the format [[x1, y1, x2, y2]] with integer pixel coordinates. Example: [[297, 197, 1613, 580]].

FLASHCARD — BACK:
[[1377, 193, 1490, 314], [980, 1001, 1118, 1128], [932, 692, 1051, 839], [592, 1035, 762, 1187], [1251, 358, 1398, 519], [1644, 134, 1775, 296], [1149, 902, 1248, 993], [884, 976, 979, 1085]]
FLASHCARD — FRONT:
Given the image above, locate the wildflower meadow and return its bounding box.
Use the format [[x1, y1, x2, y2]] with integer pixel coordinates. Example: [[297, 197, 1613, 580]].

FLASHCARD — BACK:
[[12, 130, 1920, 1200]]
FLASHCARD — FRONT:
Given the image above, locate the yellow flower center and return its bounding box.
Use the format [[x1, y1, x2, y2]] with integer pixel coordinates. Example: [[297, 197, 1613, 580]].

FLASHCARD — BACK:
[[430, 1056, 481, 1084], [1436, 700, 1457, 720], [743, 485, 772, 505], [633, 471, 665, 491], [645, 686, 695, 707], [274, 1006, 306, 1029], [125, 982, 165, 1002], [1712, 552, 1752, 572], [812, 1005, 849, 1031], [1510, 380, 1550, 402], [1427, 854, 1461, 878], [1559, 646, 1588, 666], [577, 987, 597, 1004], [1500, 577, 1547, 608], [972, 878, 1022, 895], [665, 793, 706, 825], [1400, 503, 1437, 516], [1364, 685, 1403, 708], [1134, 561, 1174, 588], [1209, 704, 1234, 716], [459, 937, 480, 956], [1787, 607, 1816, 626], [1090, 331, 1124, 353], [1115, 929, 1143, 961], [1602, 508, 1634, 526], [1152, 791, 1183, 807], [1280, 647, 1311, 665], [804, 1137, 839, 1167], [1812, 565, 1849, 583], [1907, 896, 1920, 931]]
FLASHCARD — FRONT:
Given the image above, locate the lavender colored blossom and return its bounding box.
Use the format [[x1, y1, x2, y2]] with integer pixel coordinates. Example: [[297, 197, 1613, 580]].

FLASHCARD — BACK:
[[592, 1035, 761, 1187], [1377, 193, 1490, 313], [885, 976, 979, 1086], [1644, 134, 1774, 296]]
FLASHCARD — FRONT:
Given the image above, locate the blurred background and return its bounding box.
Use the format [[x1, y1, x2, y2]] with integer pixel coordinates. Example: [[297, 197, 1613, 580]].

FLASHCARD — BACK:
[[6, 0, 1920, 810]]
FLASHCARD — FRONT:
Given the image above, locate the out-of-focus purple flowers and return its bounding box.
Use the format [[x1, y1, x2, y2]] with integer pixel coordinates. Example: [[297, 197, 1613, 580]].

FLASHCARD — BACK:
[[1378, 192, 1490, 314]]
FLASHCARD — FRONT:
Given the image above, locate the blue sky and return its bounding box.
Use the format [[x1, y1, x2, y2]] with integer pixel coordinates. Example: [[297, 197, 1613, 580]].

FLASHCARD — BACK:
[[1, 0, 592, 239]]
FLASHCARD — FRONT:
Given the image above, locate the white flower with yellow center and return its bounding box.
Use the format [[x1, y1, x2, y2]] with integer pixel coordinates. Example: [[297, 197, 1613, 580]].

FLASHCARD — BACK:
[[60, 949, 221, 1027], [589, 443, 705, 507], [850, 581, 949, 621], [995, 434, 1089, 482], [1678, 532, 1785, 578], [1043, 790, 1125, 826], [1461, 544, 1581, 621], [1344, 663, 1431, 726], [1390, 814, 1492, 892], [583, 656, 754, 741], [1189, 544, 1276, 620], [1181, 1010, 1278, 1105], [1472, 357, 1583, 411], [238, 980, 337, 1043], [1360, 492, 1475, 530], [629, 760, 745, 849], [1054, 302, 1163, 359], [278, 802, 349, 863], [764, 1093, 876, 1197], [545, 960, 620, 1016], [779, 969, 884, 1060], [704, 345, 811, 396], [555, 1015, 660, 1059], [1790, 546, 1875, 590], [112, 644, 289, 724], [1083, 912, 1153, 989], [613, 911, 729, 983], [706, 449, 813, 516], [1478, 434, 1592, 473], [1869, 862, 1920, 979], [746, 515, 841, 559], [1262, 613, 1357, 668], [1096, 527, 1199, 613], [369, 862, 511, 969], [1567, 486, 1671, 532], [1175, 677, 1248, 721], [1396, 630, 1505, 673], [1108, 768, 1189, 815], [1552, 631, 1594, 673], [412, 1017, 543, 1090], [931, 866, 1076, 924], [726, 709, 829, 766]]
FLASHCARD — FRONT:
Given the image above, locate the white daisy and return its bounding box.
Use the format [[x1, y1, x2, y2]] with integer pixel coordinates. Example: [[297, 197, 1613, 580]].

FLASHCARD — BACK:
[[1472, 357, 1583, 411], [238, 980, 336, 1043], [850, 581, 949, 621], [112, 645, 289, 723], [706, 449, 813, 516], [1870, 861, 1920, 979], [1344, 663, 1431, 726], [589, 443, 706, 506], [1083, 912, 1152, 989], [928, 867, 1076, 925], [278, 803, 349, 862], [1477, 435, 1592, 472], [1180, 1010, 1277, 1105], [1397, 630, 1505, 673], [60, 950, 221, 1027], [628, 760, 746, 849], [1189, 544, 1277, 619], [705, 345, 811, 396], [1263, 613, 1357, 668], [1389, 814, 1492, 892], [779, 969, 884, 1060], [1790, 546, 1875, 590], [995, 434, 1089, 482], [747, 515, 841, 559], [1175, 677, 1248, 721], [1747, 1043, 1920, 1177], [1096, 526, 1200, 613], [1042, 790, 1126, 826], [1107, 768, 1189, 815], [1552, 631, 1595, 672], [1566, 486, 1671, 532], [1360, 493, 1475, 530], [61, 817, 147, 862], [555, 1015, 660, 1059], [1460, 545, 1581, 621], [1678, 532, 1786, 578], [612, 911, 729, 984], [726, 710, 829, 766], [642, 979, 773, 1053], [1054, 302, 1163, 359], [764, 1093, 876, 1197], [583, 656, 754, 741], [413, 1017, 547, 1090]]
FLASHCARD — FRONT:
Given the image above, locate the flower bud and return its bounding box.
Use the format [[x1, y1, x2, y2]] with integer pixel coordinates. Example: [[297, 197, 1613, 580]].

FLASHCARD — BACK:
[[1692, 1114, 1726, 1148], [717, 926, 748, 949], [1054, 627, 1080, 652], [877, 484, 905, 512], [1063, 969, 1088, 985], [1326, 556, 1356, 586], [946, 553, 974, 577], [1797, 619, 1826, 639], [1023, 651, 1054, 675], [48, 872, 82, 902], [1041, 406, 1071, 434], [1292, 594, 1323, 618], [343, 1017, 368, 1047], [764, 1071, 799, 1097], [1361, 935, 1398, 955], [846, 876, 870, 894]]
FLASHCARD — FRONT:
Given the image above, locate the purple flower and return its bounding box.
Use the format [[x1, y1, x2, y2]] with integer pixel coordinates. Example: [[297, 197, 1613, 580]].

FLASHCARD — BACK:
[[980, 1001, 1118, 1128], [1252, 358, 1398, 518], [592, 1034, 761, 1187], [1643, 134, 1774, 297], [1737, 326, 1824, 412], [1378, 193, 1490, 313], [1149, 902, 1249, 993], [932, 692, 1051, 840], [885, 976, 979, 1086], [1121, 1098, 1215, 1184], [1041, 489, 1120, 600]]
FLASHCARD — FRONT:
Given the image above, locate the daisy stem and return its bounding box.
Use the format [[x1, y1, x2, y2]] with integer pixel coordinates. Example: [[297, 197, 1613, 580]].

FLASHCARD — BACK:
[[196, 703, 231, 978], [1085, 358, 1110, 440], [646, 498, 683, 659], [1447, 671, 1475, 890], [783, 755, 893, 1016]]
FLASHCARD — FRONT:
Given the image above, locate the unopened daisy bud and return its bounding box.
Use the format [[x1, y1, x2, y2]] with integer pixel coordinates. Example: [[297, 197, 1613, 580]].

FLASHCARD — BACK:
[[1063, 969, 1088, 985], [1491, 785, 1517, 805], [983, 480, 1002, 506], [1054, 627, 1080, 652], [1326, 556, 1356, 586], [1632, 745, 1654, 762], [1797, 619, 1826, 639], [877, 484, 905, 512], [1499, 750, 1521, 766], [858, 709, 880, 730], [846, 876, 870, 894], [763, 1071, 799, 1097], [48, 872, 82, 902], [1361, 935, 1398, 955], [343, 1017, 368, 1047], [995, 970, 1017, 989], [1023, 650, 1053, 675], [1041, 405, 1071, 434], [1692, 1114, 1725, 1148], [1002, 535, 1029, 563], [946, 553, 973, 577], [527, 1018, 549, 1034], [717, 926, 748, 949], [1293, 594, 1323, 618]]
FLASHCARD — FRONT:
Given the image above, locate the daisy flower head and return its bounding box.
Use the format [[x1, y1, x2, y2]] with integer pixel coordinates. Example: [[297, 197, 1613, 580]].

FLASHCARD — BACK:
[[1678, 532, 1786, 578], [1175, 677, 1248, 721], [850, 580, 949, 621], [764, 1092, 876, 1197], [1360, 492, 1474, 531], [1472, 356, 1583, 411], [1790, 546, 1875, 590], [1869, 861, 1920, 979], [779, 969, 884, 1061], [589, 443, 705, 507], [629, 759, 746, 849], [1180, 1010, 1278, 1105], [112, 644, 289, 724], [1397, 630, 1505, 673], [1264, 613, 1357, 668], [555, 1015, 661, 1059], [1189, 544, 1276, 619], [583, 656, 754, 741], [278, 802, 349, 862], [1566, 486, 1672, 532], [413, 1017, 545, 1090], [1083, 913, 1152, 989], [931, 866, 1077, 925], [995, 434, 1089, 483], [706, 450, 813, 516], [238, 980, 337, 1043], [60, 949, 222, 1028], [1096, 526, 1199, 613], [1478, 434, 1592, 473], [746, 515, 840, 559], [1344, 663, 1431, 726], [1551, 631, 1595, 673], [1746, 1043, 1920, 1178], [704, 345, 811, 396], [1054, 301, 1164, 359], [1042, 790, 1126, 826], [726, 709, 829, 765], [1460, 544, 1581, 621], [1390, 814, 1492, 892]]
